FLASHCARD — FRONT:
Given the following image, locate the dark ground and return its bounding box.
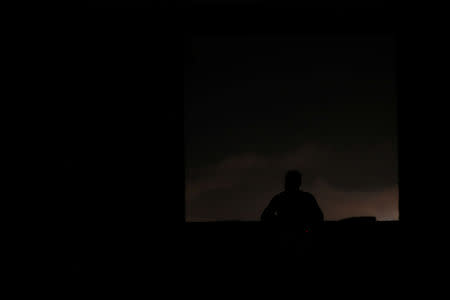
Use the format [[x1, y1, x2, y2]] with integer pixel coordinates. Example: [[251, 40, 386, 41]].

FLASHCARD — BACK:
[[71, 220, 404, 279]]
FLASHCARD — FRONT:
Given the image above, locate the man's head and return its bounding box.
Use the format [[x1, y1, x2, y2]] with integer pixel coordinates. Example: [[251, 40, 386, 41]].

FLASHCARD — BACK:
[[284, 170, 302, 191]]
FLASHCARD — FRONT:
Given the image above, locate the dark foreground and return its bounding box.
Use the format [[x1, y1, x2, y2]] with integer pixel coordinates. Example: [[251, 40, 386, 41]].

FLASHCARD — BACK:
[[69, 219, 448, 298], [69, 220, 425, 293]]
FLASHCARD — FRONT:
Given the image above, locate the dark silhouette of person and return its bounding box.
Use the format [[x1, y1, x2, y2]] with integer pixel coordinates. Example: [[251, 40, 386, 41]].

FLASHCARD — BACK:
[[261, 170, 324, 257], [261, 170, 324, 230]]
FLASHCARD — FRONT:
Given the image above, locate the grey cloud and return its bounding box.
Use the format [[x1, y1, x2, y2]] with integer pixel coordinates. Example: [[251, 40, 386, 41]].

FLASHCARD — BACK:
[[186, 141, 398, 221]]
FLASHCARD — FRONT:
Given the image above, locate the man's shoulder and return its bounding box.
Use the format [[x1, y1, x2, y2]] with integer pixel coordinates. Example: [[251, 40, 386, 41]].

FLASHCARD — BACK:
[[301, 191, 316, 199], [272, 192, 284, 198], [272, 190, 315, 200], [272, 191, 286, 200]]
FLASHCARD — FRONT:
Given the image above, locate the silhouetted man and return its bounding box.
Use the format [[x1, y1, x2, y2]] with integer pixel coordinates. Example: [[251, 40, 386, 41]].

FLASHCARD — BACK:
[[261, 170, 324, 230], [261, 170, 324, 256]]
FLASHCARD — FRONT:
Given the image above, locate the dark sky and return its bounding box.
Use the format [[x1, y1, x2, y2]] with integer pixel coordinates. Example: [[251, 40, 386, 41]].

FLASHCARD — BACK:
[[185, 34, 397, 221]]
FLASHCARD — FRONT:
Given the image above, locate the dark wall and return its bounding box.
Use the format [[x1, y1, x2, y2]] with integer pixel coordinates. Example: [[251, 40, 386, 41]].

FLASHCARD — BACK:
[[64, 17, 184, 279]]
